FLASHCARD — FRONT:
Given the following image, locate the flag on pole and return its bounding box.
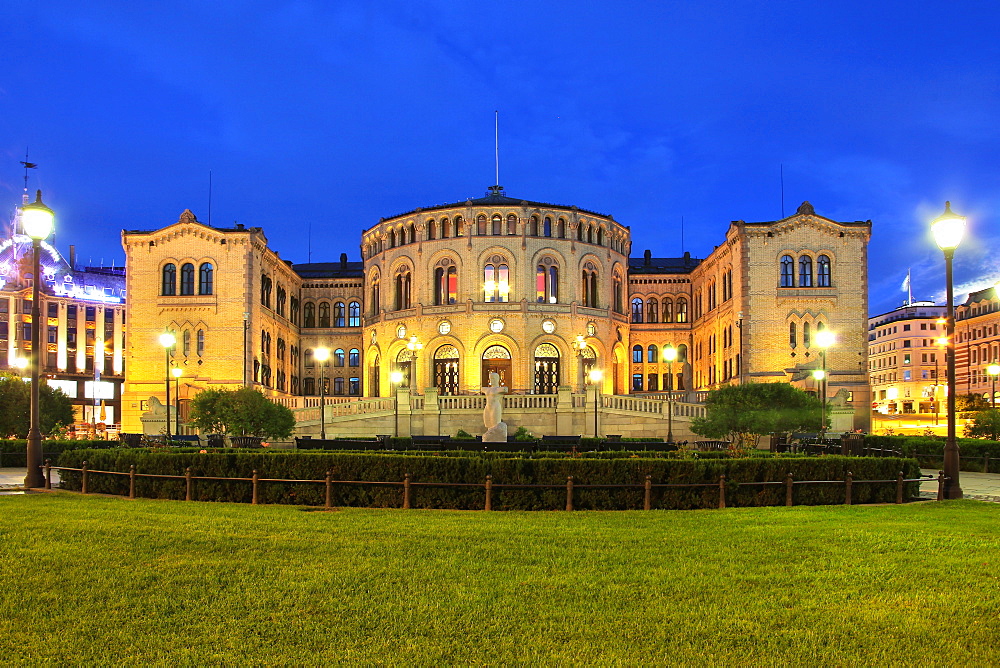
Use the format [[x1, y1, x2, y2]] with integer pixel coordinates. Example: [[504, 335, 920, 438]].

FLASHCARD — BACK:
[[900, 270, 910, 292]]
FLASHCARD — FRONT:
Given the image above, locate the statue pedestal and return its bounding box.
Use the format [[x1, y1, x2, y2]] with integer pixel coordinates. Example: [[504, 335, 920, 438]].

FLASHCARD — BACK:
[[483, 422, 508, 443]]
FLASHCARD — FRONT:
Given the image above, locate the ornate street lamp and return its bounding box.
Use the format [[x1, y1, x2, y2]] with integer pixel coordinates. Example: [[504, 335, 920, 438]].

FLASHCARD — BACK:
[[21, 190, 54, 488], [815, 330, 836, 440], [159, 332, 176, 445], [407, 335, 423, 393], [588, 369, 603, 438], [574, 334, 588, 392], [171, 367, 183, 435], [663, 344, 678, 443], [932, 201, 966, 499], [390, 370, 404, 437], [988, 363, 1000, 409], [934, 335, 947, 426], [314, 347, 331, 440]]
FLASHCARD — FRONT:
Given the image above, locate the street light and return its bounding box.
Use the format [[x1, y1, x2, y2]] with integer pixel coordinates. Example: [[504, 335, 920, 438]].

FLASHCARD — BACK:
[[407, 335, 423, 393], [815, 330, 835, 440], [390, 370, 404, 437], [171, 367, 183, 435], [574, 334, 588, 392], [588, 369, 603, 438], [987, 363, 1000, 409], [932, 201, 966, 499], [159, 332, 176, 445], [21, 190, 54, 488], [314, 347, 330, 440], [812, 369, 827, 437], [934, 335, 947, 425], [663, 344, 678, 443]]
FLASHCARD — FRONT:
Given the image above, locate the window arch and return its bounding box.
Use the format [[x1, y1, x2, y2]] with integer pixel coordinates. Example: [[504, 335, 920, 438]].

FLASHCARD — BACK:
[[441, 217, 450, 238], [535, 258, 559, 303], [182, 329, 191, 356], [647, 298, 658, 323], [613, 272, 623, 313], [530, 216, 539, 236], [477, 214, 487, 235], [179, 263, 195, 295], [557, 218, 566, 238], [349, 348, 360, 366], [427, 219, 436, 240], [663, 298, 673, 323], [395, 268, 412, 310], [631, 297, 644, 323], [370, 274, 380, 315], [491, 214, 502, 235], [507, 214, 517, 235], [334, 348, 345, 367], [348, 301, 361, 327], [197, 329, 205, 356], [780, 255, 794, 287], [647, 345, 658, 363], [582, 262, 599, 308], [484, 256, 510, 302], [434, 259, 458, 305], [161, 263, 176, 296], [799, 255, 813, 287], [632, 345, 643, 363], [198, 263, 213, 295], [334, 302, 346, 327], [676, 297, 688, 323], [789, 322, 797, 348], [318, 302, 331, 328], [817, 255, 831, 287], [543, 217, 552, 237], [303, 302, 316, 328], [455, 216, 465, 236], [803, 322, 812, 348]]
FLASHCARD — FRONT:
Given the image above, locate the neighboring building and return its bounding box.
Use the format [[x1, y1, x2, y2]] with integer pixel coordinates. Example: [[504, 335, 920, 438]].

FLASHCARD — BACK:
[[1, 204, 126, 428], [120, 188, 873, 434], [955, 286, 1000, 403], [868, 301, 948, 417]]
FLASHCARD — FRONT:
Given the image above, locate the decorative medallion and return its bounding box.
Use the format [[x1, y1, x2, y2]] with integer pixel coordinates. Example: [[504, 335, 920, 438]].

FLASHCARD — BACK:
[[396, 324, 407, 339], [438, 320, 451, 335], [489, 318, 504, 333], [541, 319, 556, 334]]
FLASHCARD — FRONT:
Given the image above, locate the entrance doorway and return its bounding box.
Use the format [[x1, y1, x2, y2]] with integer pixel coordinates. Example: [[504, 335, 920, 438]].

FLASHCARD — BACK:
[[481, 345, 511, 388], [534, 343, 560, 394], [434, 345, 459, 395]]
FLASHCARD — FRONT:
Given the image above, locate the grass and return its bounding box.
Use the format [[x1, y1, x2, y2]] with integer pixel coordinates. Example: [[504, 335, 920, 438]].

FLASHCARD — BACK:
[[1, 494, 999, 665]]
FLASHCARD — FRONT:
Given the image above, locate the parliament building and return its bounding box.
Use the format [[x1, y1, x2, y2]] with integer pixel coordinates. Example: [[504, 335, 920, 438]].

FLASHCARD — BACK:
[[119, 186, 872, 435]]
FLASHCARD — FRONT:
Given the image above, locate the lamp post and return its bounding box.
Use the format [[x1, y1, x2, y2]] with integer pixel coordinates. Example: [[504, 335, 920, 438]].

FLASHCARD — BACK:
[[390, 370, 404, 437], [314, 347, 330, 440], [987, 363, 1000, 409], [171, 367, 183, 435], [407, 335, 423, 393], [812, 369, 827, 437], [736, 311, 744, 385], [934, 330, 946, 426], [588, 369, 603, 438], [159, 332, 176, 445], [815, 330, 835, 440], [21, 190, 54, 488], [664, 344, 678, 443], [932, 201, 966, 499], [574, 334, 588, 393]]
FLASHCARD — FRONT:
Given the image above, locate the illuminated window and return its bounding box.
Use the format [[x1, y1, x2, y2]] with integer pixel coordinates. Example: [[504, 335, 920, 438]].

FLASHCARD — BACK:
[[632, 345, 643, 363], [348, 301, 361, 327], [484, 258, 510, 302], [631, 298, 644, 323], [161, 263, 176, 296], [334, 302, 345, 327], [647, 298, 658, 323], [303, 302, 315, 328], [780, 255, 794, 287], [799, 256, 813, 287], [198, 263, 213, 295], [318, 302, 330, 327], [535, 261, 558, 303], [817, 255, 831, 287]]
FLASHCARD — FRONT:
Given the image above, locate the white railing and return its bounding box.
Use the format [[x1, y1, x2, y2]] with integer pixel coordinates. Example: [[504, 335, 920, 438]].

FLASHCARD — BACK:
[[504, 394, 559, 409], [439, 395, 485, 411]]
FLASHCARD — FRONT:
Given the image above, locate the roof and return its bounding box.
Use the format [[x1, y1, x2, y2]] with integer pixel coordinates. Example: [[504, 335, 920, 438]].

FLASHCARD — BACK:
[[293, 261, 364, 279], [628, 253, 701, 274], [381, 186, 612, 222]]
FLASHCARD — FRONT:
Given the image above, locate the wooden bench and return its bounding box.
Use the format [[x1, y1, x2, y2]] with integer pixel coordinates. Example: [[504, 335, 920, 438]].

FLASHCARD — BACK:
[[695, 440, 730, 451], [538, 435, 582, 451]]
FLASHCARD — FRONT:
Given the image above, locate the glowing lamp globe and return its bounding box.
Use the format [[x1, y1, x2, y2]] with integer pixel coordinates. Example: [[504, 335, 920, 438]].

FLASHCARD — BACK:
[[931, 201, 966, 251], [314, 347, 331, 362], [663, 345, 678, 363], [21, 190, 54, 240], [815, 330, 836, 349], [159, 332, 176, 348]]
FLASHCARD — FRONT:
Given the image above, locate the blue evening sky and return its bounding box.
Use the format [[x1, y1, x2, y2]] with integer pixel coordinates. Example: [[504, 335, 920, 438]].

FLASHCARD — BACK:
[[2, 1, 998, 316]]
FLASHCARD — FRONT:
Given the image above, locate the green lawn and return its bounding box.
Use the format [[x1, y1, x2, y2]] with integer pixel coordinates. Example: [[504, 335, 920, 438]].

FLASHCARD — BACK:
[[1, 494, 998, 665]]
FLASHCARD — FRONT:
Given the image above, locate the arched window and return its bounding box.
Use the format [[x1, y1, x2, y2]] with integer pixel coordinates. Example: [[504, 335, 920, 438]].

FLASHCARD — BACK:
[[179, 263, 195, 295], [533, 343, 560, 394], [492, 214, 502, 235], [182, 329, 191, 356], [318, 302, 331, 327], [260, 274, 272, 307], [349, 348, 360, 366], [484, 257, 510, 302], [631, 297, 644, 323], [780, 255, 795, 287], [161, 263, 176, 296], [557, 218, 566, 238], [587, 225, 594, 244], [197, 329, 205, 356], [663, 298, 673, 323], [789, 322, 797, 348], [530, 216, 539, 236], [198, 263, 213, 295], [455, 216, 464, 236], [477, 215, 487, 235], [543, 217, 552, 237], [334, 348, 345, 367], [803, 322, 812, 348], [647, 298, 658, 323], [632, 345, 643, 363], [613, 273, 623, 313], [582, 263, 599, 308], [409, 223, 416, 243], [427, 219, 436, 240], [348, 301, 361, 327], [395, 269, 412, 310], [507, 214, 517, 235], [399, 226, 407, 245], [304, 349, 314, 367], [370, 275, 380, 315], [535, 260, 559, 303], [676, 298, 688, 323], [303, 302, 315, 328], [648, 345, 658, 363], [388, 229, 396, 247], [441, 218, 450, 238], [799, 255, 813, 287], [817, 255, 831, 287], [597, 227, 604, 246], [334, 302, 346, 327], [434, 260, 458, 305]]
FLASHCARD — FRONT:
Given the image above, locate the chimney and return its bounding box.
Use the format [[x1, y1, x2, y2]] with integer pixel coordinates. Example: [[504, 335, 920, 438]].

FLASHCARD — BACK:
[[69, 245, 76, 270], [340, 253, 347, 270], [644, 249, 651, 266]]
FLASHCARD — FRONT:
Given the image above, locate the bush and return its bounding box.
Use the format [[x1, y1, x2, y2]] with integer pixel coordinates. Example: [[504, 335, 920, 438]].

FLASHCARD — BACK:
[[55, 450, 920, 510], [0, 439, 120, 467], [865, 435, 1000, 472]]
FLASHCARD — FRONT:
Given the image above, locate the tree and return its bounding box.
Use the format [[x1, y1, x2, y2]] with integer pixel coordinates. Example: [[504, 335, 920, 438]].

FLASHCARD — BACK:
[[187, 387, 295, 439], [690, 382, 825, 449], [964, 409, 1000, 441], [0, 372, 75, 438], [957, 393, 992, 417]]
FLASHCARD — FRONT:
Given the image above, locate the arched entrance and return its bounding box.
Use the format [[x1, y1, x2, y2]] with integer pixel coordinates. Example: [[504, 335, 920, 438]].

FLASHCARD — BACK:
[[580, 345, 597, 383], [370, 353, 381, 397], [434, 345, 459, 395], [481, 345, 511, 388], [534, 343, 560, 394], [395, 349, 414, 388]]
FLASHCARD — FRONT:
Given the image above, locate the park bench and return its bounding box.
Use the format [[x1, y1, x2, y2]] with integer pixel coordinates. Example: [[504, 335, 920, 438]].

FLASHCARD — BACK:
[[118, 433, 144, 447], [171, 435, 202, 446], [695, 440, 729, 451], [537, 435, 582, 451]]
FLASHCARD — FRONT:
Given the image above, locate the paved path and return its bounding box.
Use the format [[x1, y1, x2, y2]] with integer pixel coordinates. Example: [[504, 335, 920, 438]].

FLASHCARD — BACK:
[[4, 466, 999, 502]]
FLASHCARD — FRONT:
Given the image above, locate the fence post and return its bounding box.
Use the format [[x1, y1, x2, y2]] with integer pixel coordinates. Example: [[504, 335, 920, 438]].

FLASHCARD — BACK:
[[896, 471, 904, 504], [785, 473, 793, 507], [82, 461, 89, 495], [403, 473, 411, 509], [644, 475, 652, 511], [252, 470, 259, 505], [129, 465, 136, 499], [485, 475, 493, 511], [566, 476, 574, 511], [845, 471, 853, 505], [985, 454, 990, 474], [937, 470, 945, 501], [325, 470, 332, 509], [44, 459, 51, 490], [185, 467, 193, 501], [718, 474, 726, 509]]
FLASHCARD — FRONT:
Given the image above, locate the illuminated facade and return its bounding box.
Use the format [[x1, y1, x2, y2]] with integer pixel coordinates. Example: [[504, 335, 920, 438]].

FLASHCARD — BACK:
[[121, 189, 872, 434], [0, 220, 125, 428], [955, 286, 1000, 403], [868, 302, 948, 416]]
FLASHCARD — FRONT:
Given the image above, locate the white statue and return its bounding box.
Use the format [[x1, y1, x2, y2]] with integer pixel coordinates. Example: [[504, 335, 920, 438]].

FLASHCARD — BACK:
[[480, 371, 508, 442]]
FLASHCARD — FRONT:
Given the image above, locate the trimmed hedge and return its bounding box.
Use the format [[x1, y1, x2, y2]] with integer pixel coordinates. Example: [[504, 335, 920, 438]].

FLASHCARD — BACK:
[[865, 435, 1000, 472], [0, 439, 120, 467], [55, 450, 921, 510]]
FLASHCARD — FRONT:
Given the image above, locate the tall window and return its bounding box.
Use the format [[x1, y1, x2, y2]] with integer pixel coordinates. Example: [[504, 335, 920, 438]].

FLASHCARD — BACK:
[[543, 217, 552, 237], [817, 255, 831, 287], [530, 216, 539, 236], [435, 261, 458, 305], [582, 263, 599, 308], [803, 322, 811, 348], [162, 263, 176, 296], [492, 215, 502, 235], [780, 255, 794, 287], [303, 302, 315, 328], [349, 348, 360, 366], [260, 274, 272, 307], [613, 273, 623, 313], [535, 262, 558, 303], [197, 329, 205, 356], [631, 298, 644, 323], [179, 263, 195, 295], [647, 298, 658, 323], [789, 322, 797, 348], [676, 298, 688, 323], [198, 263, 213, 295], [632, 345, 643, 363], [275, 286, 285, 316], [663, 298, 673, 323], [484, 258, 510, 302], [348, 301, 361, 327], [799, 255, 813, 287], [507, 214, 517, 235], [395, 270, 412, 310], [648, 345, 658, 363], [334, 302, 346, 327], [427, 219, 436, 240], [371, 275, 380, 315], [334, 349, 345, 367], [318, 302, 331, 327], [477, 215, 487, 235], [182, 329, 191, 356]]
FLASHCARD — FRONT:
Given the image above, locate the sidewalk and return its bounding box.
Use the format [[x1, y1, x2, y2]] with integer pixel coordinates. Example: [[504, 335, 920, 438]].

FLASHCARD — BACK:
[[4, 466, 1000, 502]]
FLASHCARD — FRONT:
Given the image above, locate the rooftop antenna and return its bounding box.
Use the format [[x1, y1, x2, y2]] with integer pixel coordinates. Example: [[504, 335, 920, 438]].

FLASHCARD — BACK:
[[308, 221, 312, 263], [780, 164, 785, 218], [208, 170, 213, 226], [20, 149, 37, 205], [495, 110, 500, 187], [680, 216, 685, 255]]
